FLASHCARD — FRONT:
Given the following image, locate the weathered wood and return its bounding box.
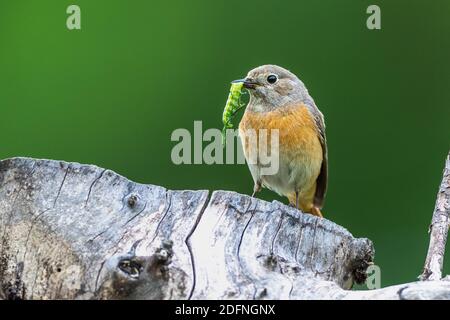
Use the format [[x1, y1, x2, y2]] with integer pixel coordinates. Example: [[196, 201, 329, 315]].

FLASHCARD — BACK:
[[189, 191, 372, 299], [420, 152, 450, 281], [0, 158, 209, 299], [0, 156, 449, 300]]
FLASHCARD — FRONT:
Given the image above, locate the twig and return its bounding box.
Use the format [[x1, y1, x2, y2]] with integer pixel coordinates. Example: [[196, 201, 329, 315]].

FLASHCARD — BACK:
[[420, 151, 450, 281]]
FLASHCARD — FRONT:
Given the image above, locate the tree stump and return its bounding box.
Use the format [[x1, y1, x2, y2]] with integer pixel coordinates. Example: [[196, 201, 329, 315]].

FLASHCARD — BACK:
[[0, 156, 449, 300]]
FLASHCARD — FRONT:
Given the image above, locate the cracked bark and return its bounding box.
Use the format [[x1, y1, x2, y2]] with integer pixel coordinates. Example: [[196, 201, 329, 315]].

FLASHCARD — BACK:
[[0, 155, 449, 300]]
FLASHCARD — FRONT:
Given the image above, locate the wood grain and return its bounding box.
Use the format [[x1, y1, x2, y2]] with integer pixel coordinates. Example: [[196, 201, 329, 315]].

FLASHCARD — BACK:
[[0, 156, 449, 300]]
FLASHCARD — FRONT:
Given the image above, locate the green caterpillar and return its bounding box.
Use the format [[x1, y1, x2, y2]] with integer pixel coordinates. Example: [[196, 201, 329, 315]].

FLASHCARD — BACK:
[[222, 82, 246, 146]]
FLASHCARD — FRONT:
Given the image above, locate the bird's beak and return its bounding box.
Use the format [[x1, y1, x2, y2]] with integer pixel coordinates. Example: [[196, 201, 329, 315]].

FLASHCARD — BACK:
[[231, 78, 258, 89]]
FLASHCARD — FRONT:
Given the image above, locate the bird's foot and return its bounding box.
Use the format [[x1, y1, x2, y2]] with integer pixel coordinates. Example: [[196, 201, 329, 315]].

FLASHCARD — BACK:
[[251, 183, 261, 198], [311, 206, 323, 218]]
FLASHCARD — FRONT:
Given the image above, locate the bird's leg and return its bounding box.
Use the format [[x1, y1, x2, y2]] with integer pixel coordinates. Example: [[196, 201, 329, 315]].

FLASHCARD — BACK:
[[295, 191, 299, 210], [251, 182, 261, 197]]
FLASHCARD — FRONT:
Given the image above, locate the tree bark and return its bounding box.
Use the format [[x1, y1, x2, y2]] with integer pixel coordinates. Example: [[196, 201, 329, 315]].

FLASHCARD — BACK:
[[0, 156, 449, 300]]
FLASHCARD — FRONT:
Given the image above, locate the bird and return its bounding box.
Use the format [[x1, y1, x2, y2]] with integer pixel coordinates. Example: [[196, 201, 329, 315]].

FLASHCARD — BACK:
[[235, 65, 327, 217]]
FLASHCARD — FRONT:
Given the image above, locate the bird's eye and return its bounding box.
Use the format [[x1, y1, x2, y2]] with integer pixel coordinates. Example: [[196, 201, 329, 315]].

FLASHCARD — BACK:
[[267, 74, 278, 84]]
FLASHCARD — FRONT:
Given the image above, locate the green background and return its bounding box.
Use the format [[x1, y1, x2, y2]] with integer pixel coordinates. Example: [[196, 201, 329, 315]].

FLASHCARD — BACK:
[[1, 0, 449, 288]]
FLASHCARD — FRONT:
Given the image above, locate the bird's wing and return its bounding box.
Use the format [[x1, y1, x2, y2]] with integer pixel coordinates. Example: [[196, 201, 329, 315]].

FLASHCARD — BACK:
[[305, 99, 328, 208]]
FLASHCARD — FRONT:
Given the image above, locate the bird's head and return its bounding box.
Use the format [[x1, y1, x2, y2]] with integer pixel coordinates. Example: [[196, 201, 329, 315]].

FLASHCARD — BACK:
[[233, 64, 309, 112]]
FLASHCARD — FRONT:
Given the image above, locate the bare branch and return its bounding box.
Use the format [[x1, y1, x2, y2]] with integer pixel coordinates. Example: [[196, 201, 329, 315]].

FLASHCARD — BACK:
[[420, 152, 450, 281]]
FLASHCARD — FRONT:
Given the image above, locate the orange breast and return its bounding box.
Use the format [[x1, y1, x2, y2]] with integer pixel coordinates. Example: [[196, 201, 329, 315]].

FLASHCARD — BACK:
[[239, 103, 323, 162]]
